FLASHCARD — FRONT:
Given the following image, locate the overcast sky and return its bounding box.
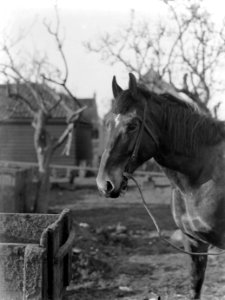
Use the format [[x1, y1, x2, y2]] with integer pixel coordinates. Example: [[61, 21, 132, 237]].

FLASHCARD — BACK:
[[0, 0, 225, 118]]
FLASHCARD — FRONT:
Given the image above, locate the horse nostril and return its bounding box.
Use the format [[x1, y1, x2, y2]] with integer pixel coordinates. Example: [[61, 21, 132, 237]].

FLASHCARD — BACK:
[[106, 180, 114, 193]]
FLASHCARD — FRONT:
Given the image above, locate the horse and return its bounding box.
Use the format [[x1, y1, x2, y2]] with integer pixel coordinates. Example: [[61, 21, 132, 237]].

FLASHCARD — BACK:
[[96, 73, 225, 299]]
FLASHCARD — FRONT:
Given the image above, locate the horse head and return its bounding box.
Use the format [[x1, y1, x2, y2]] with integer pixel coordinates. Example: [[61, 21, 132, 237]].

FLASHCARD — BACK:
[[96, 73, 160, 198]]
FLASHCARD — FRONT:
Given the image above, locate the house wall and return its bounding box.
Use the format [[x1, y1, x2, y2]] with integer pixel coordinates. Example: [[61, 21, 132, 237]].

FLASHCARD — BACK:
[[75, 122, 93, 165], [0, 121, 76, 166]]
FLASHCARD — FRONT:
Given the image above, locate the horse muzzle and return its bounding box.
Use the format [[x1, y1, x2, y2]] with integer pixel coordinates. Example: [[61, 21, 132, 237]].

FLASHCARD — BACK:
[[96, 172, 128, 198]]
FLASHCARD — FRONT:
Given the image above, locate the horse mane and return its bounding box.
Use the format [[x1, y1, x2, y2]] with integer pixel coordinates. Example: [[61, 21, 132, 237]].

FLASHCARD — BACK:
[[146, 90, 225, 154], [113, 85, 225, 155]]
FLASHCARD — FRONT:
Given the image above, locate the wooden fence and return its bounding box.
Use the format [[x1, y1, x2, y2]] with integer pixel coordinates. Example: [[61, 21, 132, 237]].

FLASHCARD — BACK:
[[0, 160, 164, 179]]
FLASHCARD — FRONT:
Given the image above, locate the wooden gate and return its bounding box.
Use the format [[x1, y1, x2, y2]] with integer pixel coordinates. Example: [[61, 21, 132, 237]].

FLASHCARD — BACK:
[[0, 208, 75, 300]]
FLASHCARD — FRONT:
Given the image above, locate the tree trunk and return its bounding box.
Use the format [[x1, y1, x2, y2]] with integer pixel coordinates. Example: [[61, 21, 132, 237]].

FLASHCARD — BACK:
[[34, 169, 50, 213], [32, 109, 77, 213], [33, 110, 52, 213]]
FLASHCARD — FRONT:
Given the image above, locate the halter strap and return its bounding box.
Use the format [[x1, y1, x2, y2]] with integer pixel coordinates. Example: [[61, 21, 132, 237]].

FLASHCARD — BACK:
[[130, 102, 147, 161], [130, 101, 159, 163]]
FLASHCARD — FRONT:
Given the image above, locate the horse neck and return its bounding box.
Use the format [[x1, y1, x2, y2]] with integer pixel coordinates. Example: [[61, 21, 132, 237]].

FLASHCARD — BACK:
[[154, 134, 224, 189], [150, 99, 225, 185]]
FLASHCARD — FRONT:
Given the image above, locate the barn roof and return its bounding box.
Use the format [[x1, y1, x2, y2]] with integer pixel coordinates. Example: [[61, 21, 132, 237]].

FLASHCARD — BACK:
[[142, 69, 192, 103], [0, 83, 99, 126]]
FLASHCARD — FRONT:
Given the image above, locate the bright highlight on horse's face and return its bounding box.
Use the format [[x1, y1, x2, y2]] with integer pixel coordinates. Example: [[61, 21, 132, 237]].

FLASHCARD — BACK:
[[112, 111, 138, 131], [114, 114, 121, 128]]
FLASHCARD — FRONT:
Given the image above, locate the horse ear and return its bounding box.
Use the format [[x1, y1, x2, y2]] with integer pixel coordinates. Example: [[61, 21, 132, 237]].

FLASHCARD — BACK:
[[129, 73, 137, 97], [112, 76, 123, 98]]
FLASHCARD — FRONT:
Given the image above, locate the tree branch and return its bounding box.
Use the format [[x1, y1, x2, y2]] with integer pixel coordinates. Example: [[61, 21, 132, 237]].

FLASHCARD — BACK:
[[52, 105, 87, 152], [7, 82, 36, 117], [42, 4, 82, 108]]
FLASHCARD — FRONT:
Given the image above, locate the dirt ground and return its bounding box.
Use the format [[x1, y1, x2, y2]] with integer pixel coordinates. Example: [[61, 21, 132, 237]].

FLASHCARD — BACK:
[[49, 179, 225, 300]]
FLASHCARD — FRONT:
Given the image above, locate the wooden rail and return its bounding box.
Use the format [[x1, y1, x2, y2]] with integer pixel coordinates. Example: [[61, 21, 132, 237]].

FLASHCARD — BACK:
[[54, 229, 76, 263], [0, 160, 164, 178]]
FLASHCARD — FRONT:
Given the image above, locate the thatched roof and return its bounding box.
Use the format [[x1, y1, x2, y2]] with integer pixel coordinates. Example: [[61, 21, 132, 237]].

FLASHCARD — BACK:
[[0, 83, 99, 126]]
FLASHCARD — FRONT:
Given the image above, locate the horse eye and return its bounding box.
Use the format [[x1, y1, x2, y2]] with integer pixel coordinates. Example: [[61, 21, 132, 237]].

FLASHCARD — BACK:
[[127, 121, 139, 131]]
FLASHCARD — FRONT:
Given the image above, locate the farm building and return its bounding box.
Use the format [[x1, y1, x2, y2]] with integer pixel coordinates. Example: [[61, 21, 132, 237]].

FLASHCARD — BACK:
[[0, 84, 99, 167]]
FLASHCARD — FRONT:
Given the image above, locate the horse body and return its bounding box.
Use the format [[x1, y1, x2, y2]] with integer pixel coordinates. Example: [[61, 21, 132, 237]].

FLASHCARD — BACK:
[[96, 73, 225, 299], [168, 166, 225, 246], [158, 142, 225, 249]]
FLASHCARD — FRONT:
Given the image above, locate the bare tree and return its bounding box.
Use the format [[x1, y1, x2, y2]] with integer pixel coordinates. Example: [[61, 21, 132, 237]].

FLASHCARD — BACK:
[[0, 6, 86, 213], [85, 2, 225, 116]]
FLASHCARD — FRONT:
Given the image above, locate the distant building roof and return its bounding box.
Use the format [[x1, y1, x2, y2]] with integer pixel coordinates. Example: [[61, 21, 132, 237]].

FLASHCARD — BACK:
[[142, 69, 192, 103], [142, 69, 181, 97], [80, 97, 99, 127], [0, 83, 99, 126]]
